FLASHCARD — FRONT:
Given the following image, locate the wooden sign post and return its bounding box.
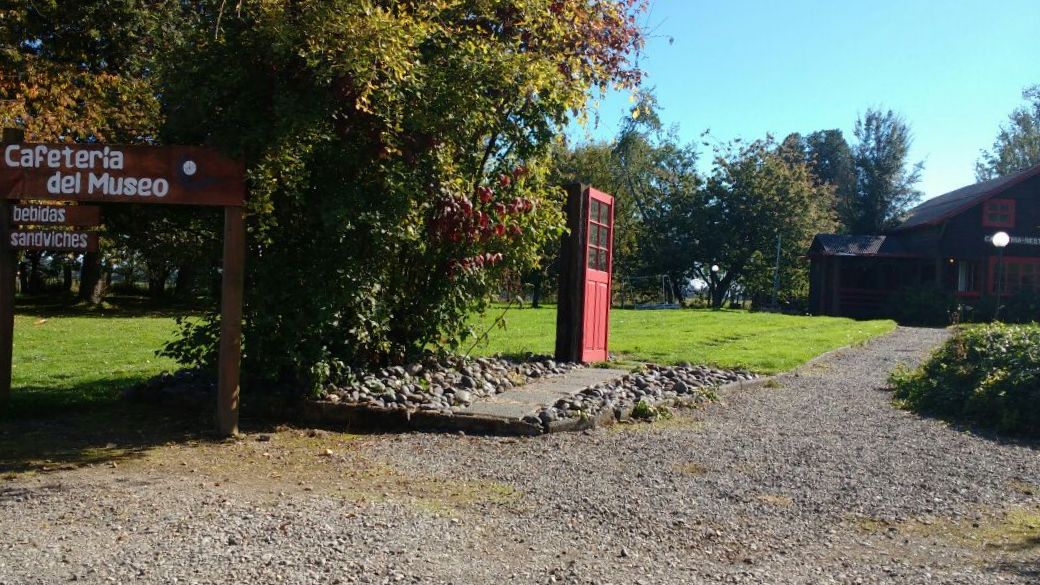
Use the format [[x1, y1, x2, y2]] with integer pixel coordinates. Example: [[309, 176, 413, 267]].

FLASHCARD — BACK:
[[0, 128, 18, 409], [0, 131, 247, 436]]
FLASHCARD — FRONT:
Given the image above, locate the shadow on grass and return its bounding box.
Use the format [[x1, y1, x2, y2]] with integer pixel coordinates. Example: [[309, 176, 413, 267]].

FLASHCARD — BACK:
[[15, 292, 208, 319]]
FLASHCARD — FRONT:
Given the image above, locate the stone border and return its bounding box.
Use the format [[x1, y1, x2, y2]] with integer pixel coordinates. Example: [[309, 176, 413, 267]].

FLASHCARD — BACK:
[[301, 389, 729, 436], [300, 401, 543, 436]]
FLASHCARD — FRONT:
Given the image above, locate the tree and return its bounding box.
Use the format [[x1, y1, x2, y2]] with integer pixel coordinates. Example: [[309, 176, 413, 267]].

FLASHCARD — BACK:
[[609, 94, 700, 301], [977, 85, 1040, 180], [804, 130, 857, 231], [156, 0, 646, 389], [688, 137, 836, 308], [0, 1, 176, 303], [848, 109, 923, 234]]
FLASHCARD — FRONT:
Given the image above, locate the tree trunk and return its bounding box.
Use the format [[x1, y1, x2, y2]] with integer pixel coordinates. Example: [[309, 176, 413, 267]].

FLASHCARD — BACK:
[[174, 263, 196, 300], [530, 271, 543, 308], [78, 251, 106, 304], [27, 253, 44, 295], [147, 264, 170, 298], [669, 273, 685, 304], [711, 286, 725, 309], [17, 259, 29, 293], [62, 259, 73, 291]]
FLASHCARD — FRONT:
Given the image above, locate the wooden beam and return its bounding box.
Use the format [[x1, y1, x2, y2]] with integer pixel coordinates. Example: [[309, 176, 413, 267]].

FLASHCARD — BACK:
[[0, 128, 22, 408], [555, 183, 587, 362], [217, 205, 245, 436]]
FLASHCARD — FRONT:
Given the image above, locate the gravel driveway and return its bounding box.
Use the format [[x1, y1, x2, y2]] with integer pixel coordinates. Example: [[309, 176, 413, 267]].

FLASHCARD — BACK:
[[2, 326, 1038, 584]]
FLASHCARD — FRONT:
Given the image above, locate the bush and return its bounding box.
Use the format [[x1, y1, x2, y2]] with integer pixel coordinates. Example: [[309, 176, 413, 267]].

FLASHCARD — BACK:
[[152, 1, 645, 392], [958, 291, 1040, 324], [887, 286, 955, 326], [890, 323, 1040, 436]]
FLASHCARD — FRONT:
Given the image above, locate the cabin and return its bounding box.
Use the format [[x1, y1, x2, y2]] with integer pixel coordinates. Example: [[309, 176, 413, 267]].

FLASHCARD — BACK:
[[808, 163, 1040, 319]]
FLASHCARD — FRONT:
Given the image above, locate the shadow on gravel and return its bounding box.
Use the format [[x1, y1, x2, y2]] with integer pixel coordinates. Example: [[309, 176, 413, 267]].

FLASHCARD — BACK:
[[875, 387, 1040, 451], [988, 559, 1040, 581], [0, 402, 281, 475]]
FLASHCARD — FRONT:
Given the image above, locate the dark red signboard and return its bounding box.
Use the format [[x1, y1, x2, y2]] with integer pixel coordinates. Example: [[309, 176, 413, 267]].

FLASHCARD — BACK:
[[6, 230, 98, 252], [11, 204, 101, 227], [0, 143, 245, 206]]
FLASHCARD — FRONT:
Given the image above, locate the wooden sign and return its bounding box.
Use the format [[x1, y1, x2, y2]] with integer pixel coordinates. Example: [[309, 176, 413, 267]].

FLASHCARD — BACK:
[[0, 143, 245, 206], [11, 204, 101, 227], [6, 230, 98, 252], [1, 130, 245, 439]]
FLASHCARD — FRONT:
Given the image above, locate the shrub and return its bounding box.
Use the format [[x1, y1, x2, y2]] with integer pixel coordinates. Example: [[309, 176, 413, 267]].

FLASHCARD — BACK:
[[887, 286, 955, 327], [153, 1, 645, 391], [958, 291, 1040, 324], [890, 323, 1040, 436]]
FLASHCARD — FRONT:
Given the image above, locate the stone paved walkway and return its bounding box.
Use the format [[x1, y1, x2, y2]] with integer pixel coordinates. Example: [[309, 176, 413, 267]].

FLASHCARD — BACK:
[[458, 367, 629, 420]]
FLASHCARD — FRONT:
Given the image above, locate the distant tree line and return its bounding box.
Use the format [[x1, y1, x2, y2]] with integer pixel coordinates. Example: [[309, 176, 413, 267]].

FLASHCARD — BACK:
[[552, 84, 1040, 310]]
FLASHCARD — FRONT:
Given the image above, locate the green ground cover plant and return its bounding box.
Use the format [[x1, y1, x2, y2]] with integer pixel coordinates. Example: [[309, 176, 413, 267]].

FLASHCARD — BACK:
[[891, 323, 1040, 437], [470, 306, 895, 373], [7, 302, 182, 418]]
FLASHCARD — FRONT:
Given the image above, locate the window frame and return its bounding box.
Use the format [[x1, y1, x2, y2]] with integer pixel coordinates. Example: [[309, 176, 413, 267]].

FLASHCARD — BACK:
[[988, 255, 1040, 295], [982, 198, 1016, 228]]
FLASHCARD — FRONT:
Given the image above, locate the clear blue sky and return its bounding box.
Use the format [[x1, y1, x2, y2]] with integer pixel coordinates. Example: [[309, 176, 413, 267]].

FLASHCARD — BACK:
[[569, 0, 1040, 200]]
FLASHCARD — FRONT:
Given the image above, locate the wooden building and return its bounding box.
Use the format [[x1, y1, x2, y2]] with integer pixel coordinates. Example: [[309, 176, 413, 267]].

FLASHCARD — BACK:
[[809, 163, 1040, 318]]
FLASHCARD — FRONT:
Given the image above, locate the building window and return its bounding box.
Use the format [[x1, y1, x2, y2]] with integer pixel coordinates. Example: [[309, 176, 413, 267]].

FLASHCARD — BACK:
[[957, 261, 981, 295], [982, 198, 1015, 228], [989, 256, 1040, 295]]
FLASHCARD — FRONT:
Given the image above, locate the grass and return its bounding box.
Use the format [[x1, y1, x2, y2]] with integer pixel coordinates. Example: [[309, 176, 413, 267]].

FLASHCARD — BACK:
[[469, 305, 895, 373], [1, 297, 894, 474], [9, 306, 182, 417]]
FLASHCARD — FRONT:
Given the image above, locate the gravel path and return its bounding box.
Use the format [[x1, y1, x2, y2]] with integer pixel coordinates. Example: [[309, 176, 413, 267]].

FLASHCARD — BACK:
[[3, 326, 1039, 584]]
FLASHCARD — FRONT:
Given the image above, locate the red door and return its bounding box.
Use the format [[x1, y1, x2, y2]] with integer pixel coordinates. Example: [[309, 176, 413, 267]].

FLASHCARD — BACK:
[[581, 188, 614, 362]]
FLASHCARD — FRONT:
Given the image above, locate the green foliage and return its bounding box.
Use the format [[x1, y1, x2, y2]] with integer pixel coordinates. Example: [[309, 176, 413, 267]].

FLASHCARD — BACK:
[[802, 130, 857, 232], [976, 85, 1040, 180], [151, 1, 645, 389], [959, 290, 1040, 325], [631, 399, 668, 420], [887, 286, 956, 327], [848, 109, 923, 233], [554, 92, 699, 297], [695, 137, 837, 307], [891, 324, 1040, 437]]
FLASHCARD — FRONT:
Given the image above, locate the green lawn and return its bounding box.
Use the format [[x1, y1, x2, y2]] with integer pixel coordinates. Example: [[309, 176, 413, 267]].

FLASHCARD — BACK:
[[5, 301, 895, 417], [469, 306, 895, 373], [8, 311, 181, 417]]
